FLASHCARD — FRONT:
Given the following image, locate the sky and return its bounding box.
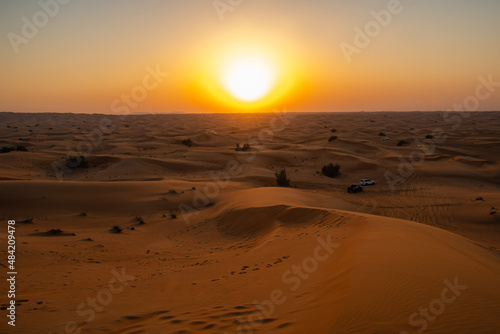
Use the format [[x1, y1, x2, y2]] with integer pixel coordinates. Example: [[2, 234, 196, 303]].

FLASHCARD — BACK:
[[0, 0, 499, 113]]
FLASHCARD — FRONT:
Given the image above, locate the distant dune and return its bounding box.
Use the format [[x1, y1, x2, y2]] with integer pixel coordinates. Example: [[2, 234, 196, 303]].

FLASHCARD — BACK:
[[0, 111, 499, 333]]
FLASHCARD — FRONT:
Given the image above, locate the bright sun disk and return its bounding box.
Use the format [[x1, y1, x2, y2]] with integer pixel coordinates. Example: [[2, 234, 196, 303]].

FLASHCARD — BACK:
[[221, 57, 276, 103]]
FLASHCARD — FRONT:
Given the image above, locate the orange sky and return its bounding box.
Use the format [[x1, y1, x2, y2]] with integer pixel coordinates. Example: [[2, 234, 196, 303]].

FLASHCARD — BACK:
[[1, 0, 499, 113]]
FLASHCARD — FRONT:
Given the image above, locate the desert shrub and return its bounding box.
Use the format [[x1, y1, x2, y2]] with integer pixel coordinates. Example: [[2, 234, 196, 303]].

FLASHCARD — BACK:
[[66, 155, 89, 168], [378, 132, 386, 137], [182, 139, 193, 147], [168, 189, 177, 194], [111, 226, 122, 233], [331, 128, 337, 133], [1, 146, 14, 153], [275, 168, 290, 187], [426, 135, 435, 139], [170, 213, 177, 219], [47, 229, 63, 235], [328, 136, 338, 142], [235, 143, 251, 151], [136, 216, 145, 225], [322, 163, 341, 178], [397, 140, 410, 147], [1, 145, 28, 153]]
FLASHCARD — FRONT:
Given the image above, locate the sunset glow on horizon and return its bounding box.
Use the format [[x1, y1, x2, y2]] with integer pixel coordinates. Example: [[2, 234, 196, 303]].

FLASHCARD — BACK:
[[1, 1, 499, 114]]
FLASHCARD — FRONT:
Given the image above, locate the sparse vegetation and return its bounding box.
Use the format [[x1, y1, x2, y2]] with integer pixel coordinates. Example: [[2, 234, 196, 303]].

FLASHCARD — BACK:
[[426, 135, 435, 139], [397, 140, 410, 147], [275, 168, 290, 187], [322, 163, 341, 178], [182, 138, 193, 147], [16, 145, 28, 152], [328, 136, 338, 142], [170, 213, 177, 219], [1, 145, 28, 153], [20, 218, 34, 224], [1, 147, 14, 153], [111, 226, 122, 233], [168, 189, 177, 194], [66, 155, 89, 168], [135, 216, 145, 225], [378, 132, 386, 137], [235, 143, 251, 151], [47, 229, 64, 235], [331, 128, 337, 133]]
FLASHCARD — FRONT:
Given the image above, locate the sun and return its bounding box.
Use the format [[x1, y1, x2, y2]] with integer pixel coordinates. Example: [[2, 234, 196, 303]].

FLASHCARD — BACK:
[[221, 56, 277, 103]]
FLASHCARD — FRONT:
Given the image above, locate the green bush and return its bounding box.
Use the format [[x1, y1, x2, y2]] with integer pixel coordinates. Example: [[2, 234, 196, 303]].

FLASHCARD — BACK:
[[322, 163, 341, 178], [235, 143, 251, 151], [66, 155, 89, 168], [397, 140, 410, 147], [16, 145, 28, 152], [111, 226, 122, 233], [0, 145, 28, 153], [275, 168, 290, 187], [328, 136, 338, 142]]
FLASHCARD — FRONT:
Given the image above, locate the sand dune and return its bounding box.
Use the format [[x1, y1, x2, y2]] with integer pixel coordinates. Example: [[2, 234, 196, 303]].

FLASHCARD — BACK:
[[1, 111, 499, 333]]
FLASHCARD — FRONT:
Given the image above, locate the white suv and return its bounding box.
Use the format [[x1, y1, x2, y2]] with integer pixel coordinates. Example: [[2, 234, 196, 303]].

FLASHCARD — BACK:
[[360, 179, 375, 186]]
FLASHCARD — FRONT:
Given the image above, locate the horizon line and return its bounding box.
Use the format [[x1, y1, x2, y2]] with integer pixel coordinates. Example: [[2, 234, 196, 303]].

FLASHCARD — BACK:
[[1, 110, 499, 116]]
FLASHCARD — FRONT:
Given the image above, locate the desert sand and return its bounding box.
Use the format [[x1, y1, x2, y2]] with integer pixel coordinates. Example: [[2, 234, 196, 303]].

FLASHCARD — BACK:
[[0, 111, 499, 334]]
